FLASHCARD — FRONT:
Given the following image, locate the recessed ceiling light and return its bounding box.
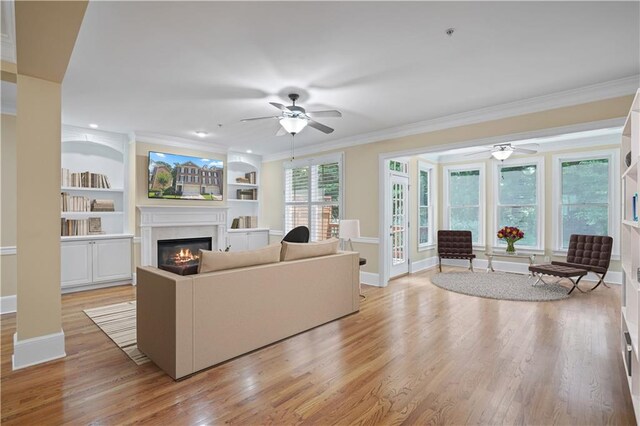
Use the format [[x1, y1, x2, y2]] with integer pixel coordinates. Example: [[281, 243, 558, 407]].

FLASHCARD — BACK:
[[246, 149, 253, 154], [89, 123, 98, 129], [195, 131, 208, 138]]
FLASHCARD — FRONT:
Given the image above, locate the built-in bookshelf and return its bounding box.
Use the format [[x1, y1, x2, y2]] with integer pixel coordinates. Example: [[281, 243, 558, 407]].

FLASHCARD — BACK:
[[60, 125, 133, 292], [621, 89, 640, 418], [227, 152, 261, 229], [61, 126, 129, 238]]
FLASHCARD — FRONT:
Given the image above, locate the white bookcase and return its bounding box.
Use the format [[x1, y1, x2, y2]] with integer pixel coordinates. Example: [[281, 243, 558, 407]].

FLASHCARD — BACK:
[[621, 89, 640, 417], [60, 125, 133, 292], [225, 152, 269, 251]]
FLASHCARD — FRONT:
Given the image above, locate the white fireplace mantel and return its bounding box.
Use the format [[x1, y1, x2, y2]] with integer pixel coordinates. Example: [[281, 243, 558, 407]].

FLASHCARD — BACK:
[[137, 205, 228, 267]]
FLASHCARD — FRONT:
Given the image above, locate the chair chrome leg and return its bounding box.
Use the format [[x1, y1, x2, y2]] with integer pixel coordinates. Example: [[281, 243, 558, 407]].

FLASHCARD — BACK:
[[567, 275, 586, 295], [469, 259, 474, 272], [589, 273, 609, 291], [438, 257, 442, 272]]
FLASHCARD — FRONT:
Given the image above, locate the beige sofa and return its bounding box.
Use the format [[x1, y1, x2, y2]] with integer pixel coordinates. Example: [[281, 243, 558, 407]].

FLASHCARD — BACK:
[[137, 251, 360, 379]]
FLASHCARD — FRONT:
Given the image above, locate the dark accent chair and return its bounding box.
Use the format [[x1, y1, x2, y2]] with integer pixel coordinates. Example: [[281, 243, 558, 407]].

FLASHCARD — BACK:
[[282, 226, 310, 243], [437, 230, 476, 272], [529, 234, 613, 294]]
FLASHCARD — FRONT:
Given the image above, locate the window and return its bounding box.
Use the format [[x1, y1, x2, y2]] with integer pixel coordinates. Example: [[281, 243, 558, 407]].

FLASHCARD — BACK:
[[494, 158, 543, 249], [444, 164, 485, 245], [418, 161, 435, 247], [284, 154, 343, 242], [553, 150, 619, 251]]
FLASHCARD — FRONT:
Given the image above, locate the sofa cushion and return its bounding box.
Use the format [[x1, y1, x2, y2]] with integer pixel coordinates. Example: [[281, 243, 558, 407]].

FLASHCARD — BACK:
[[280, 238, 340, 261], [198, 244, 281, 273]]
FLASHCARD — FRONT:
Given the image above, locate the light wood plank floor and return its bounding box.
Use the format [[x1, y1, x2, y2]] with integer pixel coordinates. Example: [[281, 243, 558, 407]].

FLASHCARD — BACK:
[[1, 268, 635, 425]]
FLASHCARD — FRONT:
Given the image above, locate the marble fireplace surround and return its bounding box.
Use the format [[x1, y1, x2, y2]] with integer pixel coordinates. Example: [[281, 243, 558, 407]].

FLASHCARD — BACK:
[[138, 206, 228, 267]]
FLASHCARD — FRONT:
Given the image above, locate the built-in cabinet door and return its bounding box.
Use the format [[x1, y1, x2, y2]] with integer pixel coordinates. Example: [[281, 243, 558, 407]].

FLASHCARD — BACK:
[[92, 239, 132, 283], [247, 231, 269, 250], [227, 233, 248, 252], [61, 241, 92, 287]]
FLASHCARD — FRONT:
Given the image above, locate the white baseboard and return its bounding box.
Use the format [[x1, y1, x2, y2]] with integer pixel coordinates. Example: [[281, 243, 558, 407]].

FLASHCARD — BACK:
[[440, 258, 622, 285], [410, 257, 438, 273], [12, 330, 66, 370], [361, 271, 383, 287], [1, 295, 16, 314], [61, 280, 133, 294], [132, 272, 137, 285]]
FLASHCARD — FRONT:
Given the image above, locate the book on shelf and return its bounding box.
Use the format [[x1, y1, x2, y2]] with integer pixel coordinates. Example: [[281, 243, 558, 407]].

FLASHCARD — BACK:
[[91, 199, 115, 212], [60, 192, 91, 212], [245, 171, 256, 184], [61, 168, 112, 189], [235, 177, 251, 184], [61, 217, 104, 236], [633, 193, 638, 221], [233, 216, 258, 229], [236, 188, 257, 200]]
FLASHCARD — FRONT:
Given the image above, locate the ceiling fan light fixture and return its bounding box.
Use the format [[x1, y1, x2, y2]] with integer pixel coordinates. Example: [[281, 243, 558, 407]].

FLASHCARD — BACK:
[[280, 116, 308, 134], [491, 147, 514, 161]]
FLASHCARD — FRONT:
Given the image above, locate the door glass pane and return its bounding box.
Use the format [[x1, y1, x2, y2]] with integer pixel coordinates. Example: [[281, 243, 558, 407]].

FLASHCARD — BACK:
[[561, 205, 608, 247], [391, 182, 406, 266]]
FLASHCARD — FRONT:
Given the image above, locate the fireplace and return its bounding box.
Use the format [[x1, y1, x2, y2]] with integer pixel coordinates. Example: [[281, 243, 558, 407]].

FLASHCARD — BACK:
[[157, 237, 212, 275]]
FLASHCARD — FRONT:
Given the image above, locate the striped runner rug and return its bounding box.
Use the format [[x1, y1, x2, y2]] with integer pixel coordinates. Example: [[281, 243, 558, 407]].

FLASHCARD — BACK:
[[83, 301, 150, 365]]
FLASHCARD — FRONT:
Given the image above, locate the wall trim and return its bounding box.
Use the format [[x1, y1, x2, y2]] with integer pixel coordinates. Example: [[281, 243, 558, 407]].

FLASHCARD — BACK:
[[263, 76, 638, 162], [441, 258, 622, 285], [269, 229, 284, 237], [1, 295, 16, 314], [134, 132, 228, 155], [410, 256, 438, 273], [12, 330, 66, 370], [353, 236, 379, 244], [1, 246, 16, 255], [361, 271, 382, 287], [133, 237, 141, 244]]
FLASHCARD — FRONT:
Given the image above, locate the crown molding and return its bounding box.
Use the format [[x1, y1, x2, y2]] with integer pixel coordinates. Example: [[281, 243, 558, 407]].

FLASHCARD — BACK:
[[133, 132, 228, 155], [263, 76, 639, 163]]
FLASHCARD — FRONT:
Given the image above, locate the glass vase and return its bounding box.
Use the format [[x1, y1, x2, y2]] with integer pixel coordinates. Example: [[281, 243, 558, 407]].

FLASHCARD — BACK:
[[506, 240, 516, 254]]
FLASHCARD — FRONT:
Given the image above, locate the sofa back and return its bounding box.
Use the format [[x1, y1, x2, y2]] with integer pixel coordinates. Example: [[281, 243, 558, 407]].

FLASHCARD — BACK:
[[137, 251, 360, 379]]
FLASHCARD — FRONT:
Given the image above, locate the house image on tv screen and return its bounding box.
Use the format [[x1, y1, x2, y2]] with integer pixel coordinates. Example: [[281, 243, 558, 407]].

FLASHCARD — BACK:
[[148, 152, 224, 201]]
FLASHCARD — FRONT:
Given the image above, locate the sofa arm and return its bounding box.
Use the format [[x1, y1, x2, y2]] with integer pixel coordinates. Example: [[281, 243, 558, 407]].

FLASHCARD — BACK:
[[136, 266, 194, 379]]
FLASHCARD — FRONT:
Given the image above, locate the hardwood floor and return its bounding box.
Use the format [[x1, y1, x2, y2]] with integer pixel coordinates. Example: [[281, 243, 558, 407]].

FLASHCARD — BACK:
[[1, 268, 635, 425]]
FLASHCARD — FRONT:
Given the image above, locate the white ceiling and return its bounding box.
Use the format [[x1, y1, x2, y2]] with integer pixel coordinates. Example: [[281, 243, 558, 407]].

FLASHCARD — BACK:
[[56, 2, 639, 155]]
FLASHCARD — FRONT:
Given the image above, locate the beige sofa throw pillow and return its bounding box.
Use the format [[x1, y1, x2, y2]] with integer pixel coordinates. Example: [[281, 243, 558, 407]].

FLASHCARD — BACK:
[[198, 244, 281, 273], [280, 237, 340, 261]]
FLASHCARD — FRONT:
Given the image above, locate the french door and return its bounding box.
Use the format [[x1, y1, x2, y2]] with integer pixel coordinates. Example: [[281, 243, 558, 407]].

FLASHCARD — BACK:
[[389, 173, 409, 278]]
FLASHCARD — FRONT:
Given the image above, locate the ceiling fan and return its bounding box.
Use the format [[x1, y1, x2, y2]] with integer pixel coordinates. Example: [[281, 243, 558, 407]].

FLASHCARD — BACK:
[[241, 93, 342, 135], [465, 143, 539, 161]]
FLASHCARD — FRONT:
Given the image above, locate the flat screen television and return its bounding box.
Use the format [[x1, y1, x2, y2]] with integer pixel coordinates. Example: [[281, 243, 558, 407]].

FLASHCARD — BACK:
[[148, 151, 224, 201]]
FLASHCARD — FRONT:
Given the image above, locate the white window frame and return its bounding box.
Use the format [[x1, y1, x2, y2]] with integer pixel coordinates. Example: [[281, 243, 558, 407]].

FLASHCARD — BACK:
[[443, 162, 486, 248], [552, 148, 620, 256], [492, 156, 545, 252], [418, 161, 436, 250], [283, 152, 344, 241]]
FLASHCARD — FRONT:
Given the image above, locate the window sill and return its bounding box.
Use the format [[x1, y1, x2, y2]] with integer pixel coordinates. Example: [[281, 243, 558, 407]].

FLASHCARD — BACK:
[[492, 247, 545, 255], [418, 244, 436, 252]]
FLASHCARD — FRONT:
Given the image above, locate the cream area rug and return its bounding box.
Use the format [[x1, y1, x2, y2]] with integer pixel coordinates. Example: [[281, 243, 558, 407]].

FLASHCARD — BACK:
[[430, 271, 569, 302], [83, 301, 150, 365]]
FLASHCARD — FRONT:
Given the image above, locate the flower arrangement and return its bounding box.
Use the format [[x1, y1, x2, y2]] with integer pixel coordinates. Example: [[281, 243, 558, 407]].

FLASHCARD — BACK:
[[497, 226, 524, 254]]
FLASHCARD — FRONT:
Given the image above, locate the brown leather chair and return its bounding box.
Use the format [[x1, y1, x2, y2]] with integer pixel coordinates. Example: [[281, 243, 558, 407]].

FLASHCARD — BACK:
[[529, 234, 613, 294], [437, 230, 475, 272]]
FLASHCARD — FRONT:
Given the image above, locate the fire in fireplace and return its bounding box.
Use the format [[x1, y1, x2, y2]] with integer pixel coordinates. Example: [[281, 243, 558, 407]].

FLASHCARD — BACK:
[[157, 237, 212, 275]]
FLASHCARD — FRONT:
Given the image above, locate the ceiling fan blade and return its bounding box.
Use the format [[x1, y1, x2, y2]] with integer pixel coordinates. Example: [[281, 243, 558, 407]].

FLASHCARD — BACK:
[[306, 110, 342, 118], [269, 102, 291, 112], [307, 119, 334, 134], [513, 147, 537, 154], [240, 116, 280, 122], [275, 126, 288, 136]]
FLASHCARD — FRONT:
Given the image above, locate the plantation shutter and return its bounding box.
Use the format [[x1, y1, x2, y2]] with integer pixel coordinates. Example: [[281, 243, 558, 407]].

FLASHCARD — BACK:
[[284, 155, 342, 241]]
